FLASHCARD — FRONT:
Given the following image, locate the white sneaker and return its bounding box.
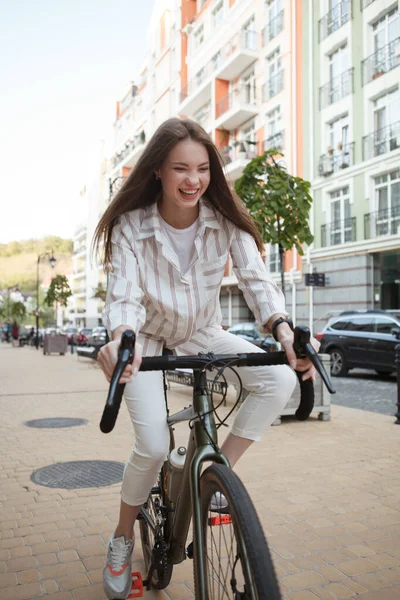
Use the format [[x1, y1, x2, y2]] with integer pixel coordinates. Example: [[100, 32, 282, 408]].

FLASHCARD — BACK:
[[210, 491, 229, 513], [103, 533, 134, 600]]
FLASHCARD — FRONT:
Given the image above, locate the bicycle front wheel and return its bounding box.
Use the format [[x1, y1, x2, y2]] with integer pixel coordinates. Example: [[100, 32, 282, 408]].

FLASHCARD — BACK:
[[194, 464, 281, 600]]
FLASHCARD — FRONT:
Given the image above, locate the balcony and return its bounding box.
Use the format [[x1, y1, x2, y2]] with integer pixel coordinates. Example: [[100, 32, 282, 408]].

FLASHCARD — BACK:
[[363, 122, 400, 160], [263, 131, 284, 152], [319, 0, 351, 41], [220, 143, 258, 180], [215, 85, 258, 130], [364, 206, 400, 238], [319, 68, 353, 109], [362, 38, 400, 85], [262, 70, 284, 102], [318, 142, 355, 176], [112, 133, 146, 170], [215, 29, 258, 81], [262, 11, 284, 45], [321, 217, 356, 247]]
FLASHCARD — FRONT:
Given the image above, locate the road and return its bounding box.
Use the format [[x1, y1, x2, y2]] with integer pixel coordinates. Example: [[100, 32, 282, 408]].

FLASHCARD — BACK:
[[330, 368, 398, 417]]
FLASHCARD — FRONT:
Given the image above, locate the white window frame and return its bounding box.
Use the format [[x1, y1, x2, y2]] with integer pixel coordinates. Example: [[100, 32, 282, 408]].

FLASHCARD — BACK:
[[374, 168, 400, 236], [194, 24, 204, 50], [328, 186, 352, 245], [212, 2, 224, 29]]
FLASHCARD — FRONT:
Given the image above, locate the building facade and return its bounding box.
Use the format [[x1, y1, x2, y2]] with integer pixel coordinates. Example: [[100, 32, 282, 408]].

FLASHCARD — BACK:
[[298, 0, 400, 330]]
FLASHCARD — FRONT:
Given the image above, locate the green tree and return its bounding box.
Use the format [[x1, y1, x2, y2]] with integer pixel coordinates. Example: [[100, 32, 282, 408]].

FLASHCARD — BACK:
[[10, 301, 27, 322], [44, 275, 72, 308], [235, 150, 314, 295]]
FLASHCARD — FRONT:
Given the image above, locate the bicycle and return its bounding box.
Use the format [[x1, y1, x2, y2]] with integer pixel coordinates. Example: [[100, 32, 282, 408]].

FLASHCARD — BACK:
[[100, 327, 335, 599]]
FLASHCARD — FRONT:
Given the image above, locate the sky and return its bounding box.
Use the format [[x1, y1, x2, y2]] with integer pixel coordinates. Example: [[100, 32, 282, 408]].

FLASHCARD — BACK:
[[0, 0, 155, 244]]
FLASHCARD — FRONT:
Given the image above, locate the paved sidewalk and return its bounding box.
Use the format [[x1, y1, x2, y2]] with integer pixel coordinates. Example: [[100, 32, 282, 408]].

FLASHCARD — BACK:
[[0, 343, 399, 600]]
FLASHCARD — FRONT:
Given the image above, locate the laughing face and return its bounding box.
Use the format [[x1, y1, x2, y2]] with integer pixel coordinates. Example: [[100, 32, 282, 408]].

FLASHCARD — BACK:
[[156, 138, 211, 225]]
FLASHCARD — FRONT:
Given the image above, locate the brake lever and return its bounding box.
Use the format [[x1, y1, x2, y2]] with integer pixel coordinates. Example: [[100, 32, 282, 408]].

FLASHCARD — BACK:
[[293, 327, 336, 394]]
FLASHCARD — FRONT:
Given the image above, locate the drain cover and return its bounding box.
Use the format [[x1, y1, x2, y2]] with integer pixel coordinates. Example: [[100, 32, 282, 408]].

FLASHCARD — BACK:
[[24, 418, 88, 428], [31, 460, 125, 489]]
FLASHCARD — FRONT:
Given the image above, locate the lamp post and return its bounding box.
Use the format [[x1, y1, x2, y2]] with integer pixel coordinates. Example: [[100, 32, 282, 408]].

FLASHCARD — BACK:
[[35, 251, 56, 349]]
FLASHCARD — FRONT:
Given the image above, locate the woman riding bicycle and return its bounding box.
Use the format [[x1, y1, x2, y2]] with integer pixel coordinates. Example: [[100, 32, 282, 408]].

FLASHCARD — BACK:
[[94, 117, 319, 600]]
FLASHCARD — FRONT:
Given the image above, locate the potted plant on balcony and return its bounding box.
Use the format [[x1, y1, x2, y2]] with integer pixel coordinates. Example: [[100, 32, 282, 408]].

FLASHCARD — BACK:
[[327, 146, 333, 155]]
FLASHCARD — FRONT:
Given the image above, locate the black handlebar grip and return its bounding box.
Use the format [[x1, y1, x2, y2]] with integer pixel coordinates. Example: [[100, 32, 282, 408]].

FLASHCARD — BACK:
[[99, 330, 136, 434]]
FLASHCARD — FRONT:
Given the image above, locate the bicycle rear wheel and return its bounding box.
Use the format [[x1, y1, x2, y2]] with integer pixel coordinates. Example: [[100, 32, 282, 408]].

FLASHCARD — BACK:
[[194, 464, 281, 600]]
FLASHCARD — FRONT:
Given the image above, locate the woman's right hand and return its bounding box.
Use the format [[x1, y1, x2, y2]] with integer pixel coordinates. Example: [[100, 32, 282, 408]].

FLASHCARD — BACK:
[[97, 337, 143, 384]]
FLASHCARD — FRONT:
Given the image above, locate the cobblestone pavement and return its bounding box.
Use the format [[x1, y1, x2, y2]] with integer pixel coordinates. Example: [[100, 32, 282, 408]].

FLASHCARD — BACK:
[[330, 370, 397, 417], [0, 343, 400, 600]]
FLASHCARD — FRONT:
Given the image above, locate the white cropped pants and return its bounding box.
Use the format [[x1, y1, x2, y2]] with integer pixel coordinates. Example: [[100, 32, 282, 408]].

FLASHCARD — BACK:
[[121, 329, 296, 506]]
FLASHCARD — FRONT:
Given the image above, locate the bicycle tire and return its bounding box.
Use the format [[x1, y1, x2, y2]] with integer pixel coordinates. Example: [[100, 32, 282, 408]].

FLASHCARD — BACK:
[[194, 464, 281, 600], [138, 464, 173, 590]]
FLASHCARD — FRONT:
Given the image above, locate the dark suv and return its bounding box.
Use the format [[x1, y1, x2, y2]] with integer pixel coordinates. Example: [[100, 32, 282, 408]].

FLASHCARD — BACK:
[[317, 310, 400, 377], [227, 322, 279, 351]]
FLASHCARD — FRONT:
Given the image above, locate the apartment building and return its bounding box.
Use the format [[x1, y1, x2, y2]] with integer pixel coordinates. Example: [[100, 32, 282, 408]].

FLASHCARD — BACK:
[[106, 0, 307, 327], [300, 0, 400, 326]]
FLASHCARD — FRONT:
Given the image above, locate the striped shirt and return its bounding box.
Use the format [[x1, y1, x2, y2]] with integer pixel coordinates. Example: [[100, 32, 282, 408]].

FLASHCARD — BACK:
[[103, 197, 288, 356]]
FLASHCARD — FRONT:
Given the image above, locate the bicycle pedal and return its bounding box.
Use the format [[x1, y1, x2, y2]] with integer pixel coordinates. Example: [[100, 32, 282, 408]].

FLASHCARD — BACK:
[[128, 572, 144, 598], [186, 541, 194, 559], [209, 514, 232, 526]]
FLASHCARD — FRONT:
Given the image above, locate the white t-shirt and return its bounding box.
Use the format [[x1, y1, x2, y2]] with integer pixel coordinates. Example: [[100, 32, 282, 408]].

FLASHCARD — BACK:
[[160, 216, 199, 274]]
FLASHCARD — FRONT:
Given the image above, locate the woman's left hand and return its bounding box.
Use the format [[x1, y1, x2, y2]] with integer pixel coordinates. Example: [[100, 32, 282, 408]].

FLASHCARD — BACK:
[[276, 325, 320, 381]]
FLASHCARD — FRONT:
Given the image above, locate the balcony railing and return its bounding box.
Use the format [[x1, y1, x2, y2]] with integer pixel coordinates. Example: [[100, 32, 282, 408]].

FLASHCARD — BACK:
[[318, 142, 355, 176], [321, 217, 356, 247], [263, 131, 284, 152], [220, 144, 258, 165], [364, 205, 400, 239], [363, 121, 400, 160], [262, 11, 284, 45], [180, 29, 257, 104], [319, 0, 351, 41], [112, 134, 145, 169], [262, 70, 284, 102], [319, 68, 354, 109], [215, 85, 257, 119], [362, 38, 400, 85], [360, 0, 377, 9]]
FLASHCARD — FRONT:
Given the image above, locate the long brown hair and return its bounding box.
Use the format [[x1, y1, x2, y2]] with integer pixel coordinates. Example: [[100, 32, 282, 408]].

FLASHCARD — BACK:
[[93, 117, 263, 266]]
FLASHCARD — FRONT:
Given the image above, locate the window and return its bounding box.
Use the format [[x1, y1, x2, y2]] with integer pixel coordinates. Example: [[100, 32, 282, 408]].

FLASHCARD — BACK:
[[266, 0, 283, 40], [373, 89, 400, 154], [241, 70, 256, 104], [328, 45, 350, 98], [266, 106, 282, 148], [330, 320, 351, 331], [242, 15, 257, 50], [329, 187, 351, 245], [212, 51, 222, 72], [194, 25, 204, 49], [212, 2, 223, 29], [347, 317, 375, 332], [266, 49, 283, 98], [194, 103, 211, 132], [374, 169, 400, 236], [268, 244, 280, 273], [328, 114, 349, 150], [238, 119, 257, 157], [373, 8, 400, 53], [375, 317, 397, 334]]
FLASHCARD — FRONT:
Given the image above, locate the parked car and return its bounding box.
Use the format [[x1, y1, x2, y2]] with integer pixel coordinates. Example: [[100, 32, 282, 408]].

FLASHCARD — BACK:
[[86, 326, 108, 356], [62, 327, 78, 343], [227, 322, 279, 351], [73, 328, 92, 346], [316, 310, 400, 377]]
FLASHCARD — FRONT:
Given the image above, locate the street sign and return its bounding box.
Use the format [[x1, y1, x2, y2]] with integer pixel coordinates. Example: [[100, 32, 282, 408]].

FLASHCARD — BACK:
[[305, 273, 326, 287]]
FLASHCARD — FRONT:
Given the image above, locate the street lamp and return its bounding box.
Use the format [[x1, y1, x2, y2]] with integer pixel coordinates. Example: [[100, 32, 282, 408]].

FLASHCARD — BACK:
[[35, 251, 56, 349]]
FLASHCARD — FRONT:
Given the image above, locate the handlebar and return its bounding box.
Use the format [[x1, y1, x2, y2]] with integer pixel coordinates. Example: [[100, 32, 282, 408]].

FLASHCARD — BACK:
[[100, 327, 336, 433]]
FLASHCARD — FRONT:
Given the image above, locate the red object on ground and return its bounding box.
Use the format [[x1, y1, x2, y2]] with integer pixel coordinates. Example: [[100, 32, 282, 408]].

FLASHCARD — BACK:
[[128, 572, 144, 598], [208, 514, 233, 526]]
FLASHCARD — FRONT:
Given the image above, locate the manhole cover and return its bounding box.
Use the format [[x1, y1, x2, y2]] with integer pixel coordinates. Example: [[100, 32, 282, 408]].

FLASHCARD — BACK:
[[24, 418, 88, 428], [31, 460, 125, 489]]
